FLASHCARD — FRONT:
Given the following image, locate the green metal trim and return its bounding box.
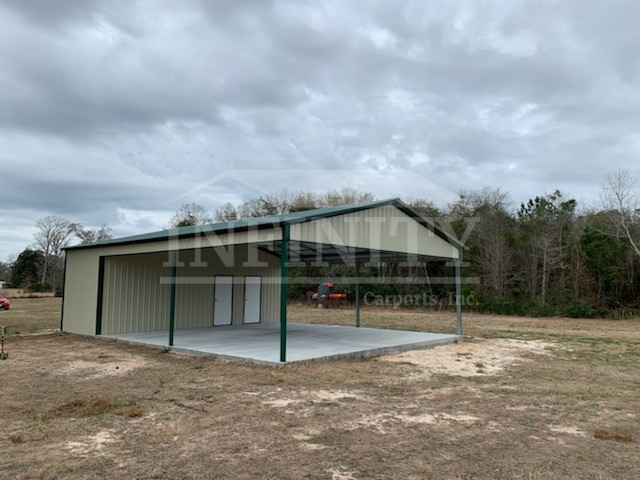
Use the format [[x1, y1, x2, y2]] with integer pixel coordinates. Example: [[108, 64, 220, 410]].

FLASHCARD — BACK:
[[355, 260, 360, 328], [455, 248, 463, 336], [279, 223, 290, 362], [168, 250, 177, 346], [95, 256, 105, 335]]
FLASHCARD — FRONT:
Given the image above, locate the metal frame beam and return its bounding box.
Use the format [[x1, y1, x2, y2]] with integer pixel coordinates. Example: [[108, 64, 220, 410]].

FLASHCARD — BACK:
[[355, 260, 361, 328], [279, 223, 290, 362], [95, 256, 105, 335], [168, 250, 177, 346], [455, 248, 463, 336]]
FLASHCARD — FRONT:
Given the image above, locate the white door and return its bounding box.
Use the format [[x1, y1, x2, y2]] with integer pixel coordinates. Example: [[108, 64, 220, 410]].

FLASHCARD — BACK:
[[213, 276, 233, 326], [243, 276, 261, 324]]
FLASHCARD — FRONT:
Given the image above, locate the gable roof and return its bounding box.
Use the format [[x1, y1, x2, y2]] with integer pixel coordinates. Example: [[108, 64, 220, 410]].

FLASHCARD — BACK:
[[65, 198, 463, 251]]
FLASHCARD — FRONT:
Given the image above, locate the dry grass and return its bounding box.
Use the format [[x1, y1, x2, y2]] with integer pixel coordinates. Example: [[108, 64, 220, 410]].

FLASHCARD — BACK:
[[1, 301, 640, 479], [291, 302, 640, 341], [52, 396, 142, 418], [9, 434, 25, 445], [594, 428, 635, 443], [0, 288, 55, 298], [0, 297, 61, 335]]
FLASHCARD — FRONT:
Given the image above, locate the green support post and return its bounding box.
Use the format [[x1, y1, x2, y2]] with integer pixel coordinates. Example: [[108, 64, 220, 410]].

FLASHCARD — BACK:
[[280, 223, 290, 362], [95, 256, 105, 335], [355, 260, 360, 328], [169, 250, 177, 347], [455, 249, 463, 336]]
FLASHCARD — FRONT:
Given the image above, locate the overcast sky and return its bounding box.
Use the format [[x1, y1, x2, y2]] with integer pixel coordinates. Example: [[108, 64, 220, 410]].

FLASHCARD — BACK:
[[1, 0, 639, 259]]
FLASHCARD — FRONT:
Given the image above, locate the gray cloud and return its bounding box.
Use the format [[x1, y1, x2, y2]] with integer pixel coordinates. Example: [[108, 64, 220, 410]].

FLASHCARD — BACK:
[[0, 0, 639, 257]]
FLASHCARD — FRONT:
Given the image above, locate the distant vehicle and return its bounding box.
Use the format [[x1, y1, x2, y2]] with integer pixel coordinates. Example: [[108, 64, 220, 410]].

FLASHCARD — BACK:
[[0, 295, 9, 310], [311, 282, 347, 308]]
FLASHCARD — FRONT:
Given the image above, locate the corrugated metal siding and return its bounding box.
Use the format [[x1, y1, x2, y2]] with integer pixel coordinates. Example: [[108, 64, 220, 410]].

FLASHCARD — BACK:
[[99, 245, 280, 335], [102, 252, 170, 334], [291, 204, 459, 259], [61, 249, 100, 335]]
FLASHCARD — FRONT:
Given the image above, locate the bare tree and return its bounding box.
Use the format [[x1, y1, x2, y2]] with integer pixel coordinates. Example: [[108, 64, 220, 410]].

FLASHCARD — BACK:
[[449, 188, 514, 298], [74, 224, 113, 244], [601, 169, 640, 257], [289, 191, 318, 212], [319, 187, 374, 207], [167, 202, 213, 228], [0, 261, 10, 283], [214, 202, 238, 221], [33, 216, 75, 284]]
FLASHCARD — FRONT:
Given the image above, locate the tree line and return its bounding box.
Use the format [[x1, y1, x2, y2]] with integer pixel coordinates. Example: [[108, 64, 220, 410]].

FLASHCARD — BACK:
[[3, 173, 638, 318], [170, 177, 640, 318]]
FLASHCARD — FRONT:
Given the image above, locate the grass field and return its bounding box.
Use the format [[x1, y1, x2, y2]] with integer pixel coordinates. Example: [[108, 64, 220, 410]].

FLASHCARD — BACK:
[[0, 299, 639, 479]]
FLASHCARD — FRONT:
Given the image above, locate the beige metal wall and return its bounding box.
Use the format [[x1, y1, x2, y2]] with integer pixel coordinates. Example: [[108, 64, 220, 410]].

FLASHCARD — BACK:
[[174, 247, 281, 330], [291, 204, 459, 259], [61, 248, 101, 335], [63, 244, 281, 336]]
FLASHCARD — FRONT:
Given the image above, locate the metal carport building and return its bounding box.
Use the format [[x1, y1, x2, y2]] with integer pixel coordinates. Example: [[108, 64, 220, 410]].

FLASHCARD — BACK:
[[61, 199, 464, 364]]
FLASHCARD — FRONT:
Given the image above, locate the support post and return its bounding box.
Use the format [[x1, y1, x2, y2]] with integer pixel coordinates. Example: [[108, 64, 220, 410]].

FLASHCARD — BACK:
[[95, 256, 105, 335], [355, 260, 360, 328], [455, 249, 463, 336], [279, 223, 290, 362], [169, 250, 177, 347]]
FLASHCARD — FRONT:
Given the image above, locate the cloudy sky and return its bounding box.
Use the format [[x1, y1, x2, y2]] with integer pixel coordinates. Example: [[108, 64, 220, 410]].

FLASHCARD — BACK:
[[1, 0, 639, 258]]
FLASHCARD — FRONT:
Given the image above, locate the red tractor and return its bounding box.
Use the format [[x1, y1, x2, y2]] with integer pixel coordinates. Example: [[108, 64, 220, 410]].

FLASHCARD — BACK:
[[310, 282, 347, 308]]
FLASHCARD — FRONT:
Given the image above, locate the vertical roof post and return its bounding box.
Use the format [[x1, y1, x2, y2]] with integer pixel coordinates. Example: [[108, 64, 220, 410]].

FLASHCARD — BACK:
[[169, 250, 177, 347], [280, 223, 290, 362], [455, 248, 463, 337], [95, 256, 105, 336], [355, 260, 361, 328]]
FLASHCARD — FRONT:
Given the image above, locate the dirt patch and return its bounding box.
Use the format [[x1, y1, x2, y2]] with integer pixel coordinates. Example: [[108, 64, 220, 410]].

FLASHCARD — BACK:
[[380, 338, 554, 378], [57, 353, 148, 379], [343, 411, 480, 433], [262, 389, 365, 409], [343, 413, 394, 433], [64, 429, 116, 456], [329, 468, 357, 480], [292, 431, 326, 450], [549, 425, 587, 437], [394, 412, 480, 425]]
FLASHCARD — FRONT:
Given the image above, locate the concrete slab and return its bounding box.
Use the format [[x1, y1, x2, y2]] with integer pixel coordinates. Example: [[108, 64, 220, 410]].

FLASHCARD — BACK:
[[103, 323, 459, 365]]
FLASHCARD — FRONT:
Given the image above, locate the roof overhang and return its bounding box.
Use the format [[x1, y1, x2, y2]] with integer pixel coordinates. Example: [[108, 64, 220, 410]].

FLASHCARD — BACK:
[[64, 198, 463, 260]]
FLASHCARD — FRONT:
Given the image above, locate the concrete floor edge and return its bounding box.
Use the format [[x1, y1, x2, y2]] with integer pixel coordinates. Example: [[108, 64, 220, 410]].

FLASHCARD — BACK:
[[97, 324, 461, 365]]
